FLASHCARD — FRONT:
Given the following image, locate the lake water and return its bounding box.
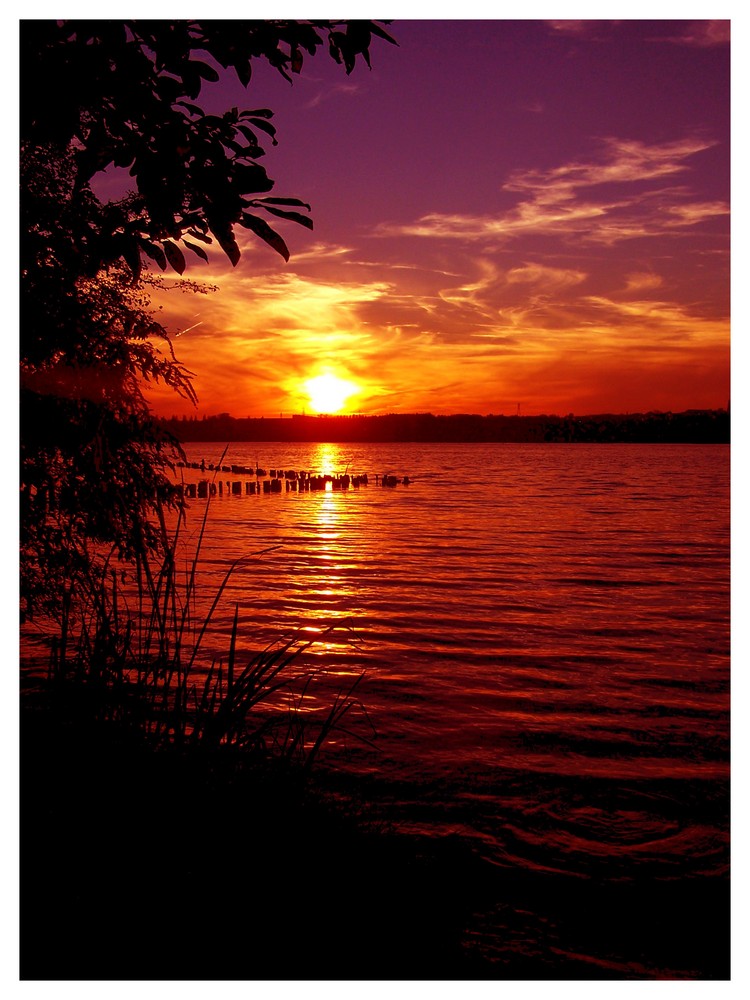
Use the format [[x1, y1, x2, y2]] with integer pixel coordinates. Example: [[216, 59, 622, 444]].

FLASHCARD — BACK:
[[175, 441, 730, 976]]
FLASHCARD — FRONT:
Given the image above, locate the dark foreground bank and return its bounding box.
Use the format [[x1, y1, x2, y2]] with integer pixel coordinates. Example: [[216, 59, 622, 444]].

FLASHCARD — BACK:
[[20, 692, 730, 981]]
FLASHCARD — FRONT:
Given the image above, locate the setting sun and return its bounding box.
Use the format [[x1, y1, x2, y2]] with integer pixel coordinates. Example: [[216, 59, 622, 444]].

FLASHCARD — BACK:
[[303, 372, 359, 414]]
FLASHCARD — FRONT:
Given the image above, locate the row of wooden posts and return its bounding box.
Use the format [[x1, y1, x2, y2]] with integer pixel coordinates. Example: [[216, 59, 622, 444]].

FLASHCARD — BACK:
[[22, 467, 411, 513], [178, 462, 332, 478], [180, 471, 371, 498], [175, 461, 414, 498]]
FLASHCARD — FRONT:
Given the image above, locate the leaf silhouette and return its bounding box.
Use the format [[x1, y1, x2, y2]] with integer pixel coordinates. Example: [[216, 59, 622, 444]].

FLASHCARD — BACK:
[[183, 239, 209, 262], [261, 205, 313, 230], [163, 241, 186, 274], [141, 241, 167, 271], [240, 213, 290, 261]]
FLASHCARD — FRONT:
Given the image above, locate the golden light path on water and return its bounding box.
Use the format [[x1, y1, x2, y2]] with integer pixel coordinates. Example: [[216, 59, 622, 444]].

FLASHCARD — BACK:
[[299, 484, 362, 671]]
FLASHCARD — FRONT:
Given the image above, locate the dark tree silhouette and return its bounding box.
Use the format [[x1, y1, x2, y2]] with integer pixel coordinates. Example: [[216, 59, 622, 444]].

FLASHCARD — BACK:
[[20, 20, 397, 614]]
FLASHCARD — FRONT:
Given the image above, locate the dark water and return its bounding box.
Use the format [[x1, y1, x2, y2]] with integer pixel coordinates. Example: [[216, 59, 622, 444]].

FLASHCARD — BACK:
[[176, 441, 730, 977]]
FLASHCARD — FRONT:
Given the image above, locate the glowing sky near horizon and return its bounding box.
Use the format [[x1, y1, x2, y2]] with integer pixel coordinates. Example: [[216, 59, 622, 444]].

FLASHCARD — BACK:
[[142, 18, 730, 419]]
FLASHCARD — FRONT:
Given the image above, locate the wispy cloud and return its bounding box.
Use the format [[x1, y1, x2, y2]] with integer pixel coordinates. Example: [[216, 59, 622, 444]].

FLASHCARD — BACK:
[[285, 241, 354, 263], [624, 272, 663, 293], [375, 136, 727, 247], [545, 21, 618, 40], [662, 200, 729, 227], [304, 81, 361, 109], [546, 20, 729, 49], [663, 21, 730, 48], [546, 21, 591, 36], [503, 137, 713, 192], [505, 263, 587, 288]]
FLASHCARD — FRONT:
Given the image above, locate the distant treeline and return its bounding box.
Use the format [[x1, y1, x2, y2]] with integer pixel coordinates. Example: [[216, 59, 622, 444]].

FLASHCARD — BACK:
[[159, 409, 729, 444]]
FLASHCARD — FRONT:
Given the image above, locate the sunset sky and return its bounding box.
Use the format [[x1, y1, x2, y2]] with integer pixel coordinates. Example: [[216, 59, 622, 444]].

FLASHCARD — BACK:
[[137, 15, 731, 419]]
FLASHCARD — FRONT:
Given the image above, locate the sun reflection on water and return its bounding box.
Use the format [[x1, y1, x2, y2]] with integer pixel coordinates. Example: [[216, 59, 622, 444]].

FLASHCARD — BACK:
[[310, 442, 349, 482], [317, 490, 340, 532], [292, 476, 364, 660]]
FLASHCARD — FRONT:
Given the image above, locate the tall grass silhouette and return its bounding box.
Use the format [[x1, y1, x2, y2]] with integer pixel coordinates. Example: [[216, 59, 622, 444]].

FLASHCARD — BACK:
[[36, 457, 376, 769]]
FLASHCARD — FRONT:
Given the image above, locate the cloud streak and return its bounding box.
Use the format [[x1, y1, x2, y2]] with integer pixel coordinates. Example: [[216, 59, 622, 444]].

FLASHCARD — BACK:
[[664, 21, 730, 48], [376, 137, 726, 248]]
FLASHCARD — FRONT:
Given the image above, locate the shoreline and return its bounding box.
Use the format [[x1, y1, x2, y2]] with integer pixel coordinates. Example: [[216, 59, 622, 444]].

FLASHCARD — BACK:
[[157, 410, 730, 446]]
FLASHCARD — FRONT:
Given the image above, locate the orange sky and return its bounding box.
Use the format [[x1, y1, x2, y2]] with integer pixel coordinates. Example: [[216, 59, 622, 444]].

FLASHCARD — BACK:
[[140, 19, 730, 419]]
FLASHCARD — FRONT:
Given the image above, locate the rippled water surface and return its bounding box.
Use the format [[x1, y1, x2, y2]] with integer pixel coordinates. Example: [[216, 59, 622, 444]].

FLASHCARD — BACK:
[[175, 441, 729, 975]]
